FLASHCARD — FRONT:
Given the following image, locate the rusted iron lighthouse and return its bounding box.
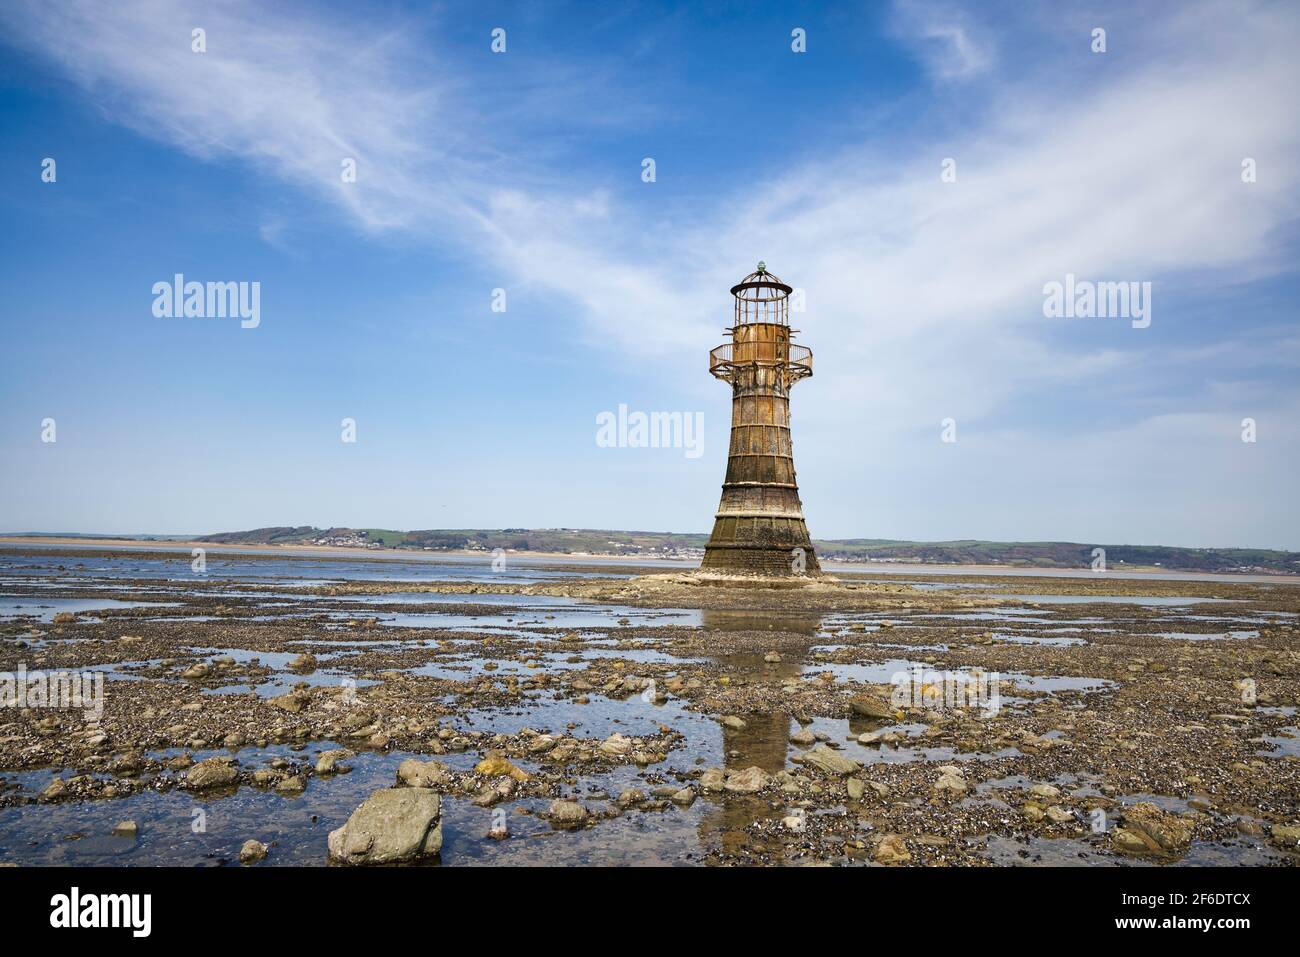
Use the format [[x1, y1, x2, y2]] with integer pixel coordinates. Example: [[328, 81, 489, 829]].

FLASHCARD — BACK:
[[701, 263, 821, 577]]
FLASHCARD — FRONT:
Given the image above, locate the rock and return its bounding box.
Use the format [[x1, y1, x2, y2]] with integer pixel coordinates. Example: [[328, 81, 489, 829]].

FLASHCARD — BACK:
[[112, 820, 138, 838], [526, 734, 557, 754], [789, 728, 816, 747], [598, 733, 633, 757], [764, 652, 782, 663], [316, 749, 353, 775], [396, 758, 454, 789], [327, 788, 443, 865], [849, 692, 897, 720], [782, 814, 805, 833], [269, 691, 310, 714], [186, 758, 238, 790], [472, 779, 514, 807], [699, 767, 726, 792], [670, 787, 696, 806], [112, 751, 145, 776], [1236, 819, 1266, 837], [1028, 783, 1061, 800], [933, 766, 967, 795], [36, 780, 64, 806], [474, 750, 529, 781], [1112, 828, 1151, 854], [548, 800, 589, 829], [724, 766, 771, 794], [52, 612, 76, 625], [720, 715, 747, 730], [287, 653, 318, 673], [874, 834, 911, 865], [1270, 824, 1300, 848], [846, 778, 865, 801], [1045, 806, 1074, 825], [40, 777, 71, 801], [800, 744, 859, 776], [1113, 802, 1192, 857], [275, 775, 306, 794], [239, 839, 267, 864], [617, 788, 646, 806]]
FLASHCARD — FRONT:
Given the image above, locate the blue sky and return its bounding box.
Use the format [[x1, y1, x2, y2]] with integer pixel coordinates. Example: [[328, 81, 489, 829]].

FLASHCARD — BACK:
[[1, 0, 1298, 548]]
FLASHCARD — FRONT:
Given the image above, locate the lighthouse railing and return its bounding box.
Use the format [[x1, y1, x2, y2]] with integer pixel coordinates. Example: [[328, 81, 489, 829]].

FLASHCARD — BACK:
[[709, 343, 813, 381]]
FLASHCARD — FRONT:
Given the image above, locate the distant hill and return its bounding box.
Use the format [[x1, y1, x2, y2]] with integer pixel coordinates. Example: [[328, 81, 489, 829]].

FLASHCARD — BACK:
[[189, 527, 1300, 575]]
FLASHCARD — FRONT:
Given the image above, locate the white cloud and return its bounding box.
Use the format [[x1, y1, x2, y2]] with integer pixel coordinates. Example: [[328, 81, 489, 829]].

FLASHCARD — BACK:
[[889, 0, 996, 80], [2, 0, 478, 232]]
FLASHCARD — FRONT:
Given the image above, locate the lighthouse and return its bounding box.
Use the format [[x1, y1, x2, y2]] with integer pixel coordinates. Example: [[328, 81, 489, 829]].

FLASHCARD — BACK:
[[701, 263, 821, 577]]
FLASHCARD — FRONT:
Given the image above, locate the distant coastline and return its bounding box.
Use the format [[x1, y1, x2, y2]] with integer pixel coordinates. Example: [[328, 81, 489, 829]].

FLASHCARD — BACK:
[[2, 527, 1297, 578]]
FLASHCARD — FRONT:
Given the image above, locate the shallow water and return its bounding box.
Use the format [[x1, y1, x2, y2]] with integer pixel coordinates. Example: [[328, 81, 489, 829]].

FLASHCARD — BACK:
[[1157, 630, 1259, 641], [0, 597, 179, 622]]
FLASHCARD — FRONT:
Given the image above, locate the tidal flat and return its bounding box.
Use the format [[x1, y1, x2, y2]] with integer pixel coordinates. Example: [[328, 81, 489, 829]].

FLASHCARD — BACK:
[[1, 546, 1298, 867]]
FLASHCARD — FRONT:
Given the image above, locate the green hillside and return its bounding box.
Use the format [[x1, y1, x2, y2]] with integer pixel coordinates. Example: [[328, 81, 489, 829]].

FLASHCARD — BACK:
[[189, 527, 1300, 574]]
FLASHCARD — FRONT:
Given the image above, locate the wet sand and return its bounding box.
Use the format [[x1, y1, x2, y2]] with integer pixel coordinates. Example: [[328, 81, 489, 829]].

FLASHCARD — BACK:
[[1, 546, 1297, 866]]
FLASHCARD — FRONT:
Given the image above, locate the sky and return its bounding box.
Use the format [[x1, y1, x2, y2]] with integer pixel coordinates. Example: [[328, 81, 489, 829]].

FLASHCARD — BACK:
[[0, 0, 1297, 549]]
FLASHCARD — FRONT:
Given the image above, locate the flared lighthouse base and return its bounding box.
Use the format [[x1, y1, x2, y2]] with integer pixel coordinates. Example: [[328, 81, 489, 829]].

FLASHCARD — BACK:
[[700, 514, 823, 577]]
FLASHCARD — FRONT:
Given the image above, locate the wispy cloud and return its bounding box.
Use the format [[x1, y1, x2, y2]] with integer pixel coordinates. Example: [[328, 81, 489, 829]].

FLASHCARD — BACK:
[[1, 0, 507, 234], [889, 0, 996, 80]]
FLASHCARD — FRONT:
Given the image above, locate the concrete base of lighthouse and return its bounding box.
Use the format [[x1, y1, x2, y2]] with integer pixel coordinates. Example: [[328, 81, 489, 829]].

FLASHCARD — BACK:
[[701, 513, 822, 577]]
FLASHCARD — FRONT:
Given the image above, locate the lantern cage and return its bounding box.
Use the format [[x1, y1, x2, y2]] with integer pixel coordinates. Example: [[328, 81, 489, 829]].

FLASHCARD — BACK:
[[729, 261, 792, 326]]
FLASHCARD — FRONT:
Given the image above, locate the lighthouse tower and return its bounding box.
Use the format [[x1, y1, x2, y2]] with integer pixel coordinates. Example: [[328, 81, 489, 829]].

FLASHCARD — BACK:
[[701, 263, 821, 577]]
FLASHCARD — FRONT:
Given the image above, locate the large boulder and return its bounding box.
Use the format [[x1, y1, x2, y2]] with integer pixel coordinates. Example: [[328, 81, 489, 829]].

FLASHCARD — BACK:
[[316, 749, 353, 775], [269, 690, 311, 714], [1112, 802, 1192, 857], [598, 733, 634, 757], [396, 757, 454, 789], [327, 788, 443, 865], [186, 757, 238, 790], [800, 744, 859, 776], [473, 750, 529, 781], [848, 692, 898, 720], [1271, 823, 1300, 848], [287, 653, 318, 673], [548, 800, 589, 829], [699, 767, 726, 792], [724, 766, 771, 794], [239, 840, 268, 864], [874, 834, 911, 865], [933, 766, 968, 796]]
